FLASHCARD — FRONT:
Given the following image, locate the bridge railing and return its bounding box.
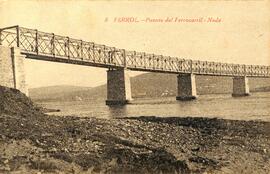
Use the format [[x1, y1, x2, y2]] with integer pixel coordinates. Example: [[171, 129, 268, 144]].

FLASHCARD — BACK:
[[0, 26, 126, 67], [125, 51, 191, 72], [0, 26, 19, 48], [0, 26, 269, 77]]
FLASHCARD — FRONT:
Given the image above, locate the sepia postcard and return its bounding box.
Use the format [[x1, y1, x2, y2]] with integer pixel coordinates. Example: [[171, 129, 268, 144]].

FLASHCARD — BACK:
[[0, 0, 269, 173]]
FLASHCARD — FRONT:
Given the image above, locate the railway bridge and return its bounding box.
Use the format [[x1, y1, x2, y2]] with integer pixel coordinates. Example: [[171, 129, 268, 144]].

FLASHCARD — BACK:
[[0, 26, 269, 105]]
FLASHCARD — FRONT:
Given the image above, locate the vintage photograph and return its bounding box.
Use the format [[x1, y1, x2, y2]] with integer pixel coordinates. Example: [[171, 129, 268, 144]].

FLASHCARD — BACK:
[[0, 0, 270, 173]]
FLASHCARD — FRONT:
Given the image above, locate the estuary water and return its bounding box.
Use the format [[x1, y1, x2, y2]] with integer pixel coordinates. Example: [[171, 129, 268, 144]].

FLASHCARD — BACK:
[[38, 92, 270, 121]]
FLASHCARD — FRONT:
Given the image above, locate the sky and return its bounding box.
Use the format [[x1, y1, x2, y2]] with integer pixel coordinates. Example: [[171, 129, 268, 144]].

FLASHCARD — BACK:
[[0, 0, 269, 88]]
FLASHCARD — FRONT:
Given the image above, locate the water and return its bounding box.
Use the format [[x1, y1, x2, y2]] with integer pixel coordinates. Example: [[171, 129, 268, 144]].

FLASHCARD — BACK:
[[38, 92, 270, 121]]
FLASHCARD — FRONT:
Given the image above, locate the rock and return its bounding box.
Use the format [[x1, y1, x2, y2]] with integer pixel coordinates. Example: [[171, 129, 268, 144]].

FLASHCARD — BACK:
[[191, 147, 200, 152]]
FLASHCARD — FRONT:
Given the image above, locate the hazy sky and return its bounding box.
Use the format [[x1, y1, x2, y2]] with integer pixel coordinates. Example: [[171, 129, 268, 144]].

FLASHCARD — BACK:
[[0, 0, 269, 88]]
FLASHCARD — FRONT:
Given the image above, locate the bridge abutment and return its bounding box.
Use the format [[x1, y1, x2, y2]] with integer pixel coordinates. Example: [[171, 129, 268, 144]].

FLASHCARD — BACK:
[[176, 73, 197, 100], [232, 76, 250, 97], [0, 46, 28, 95], [106, 68, 132, 105]]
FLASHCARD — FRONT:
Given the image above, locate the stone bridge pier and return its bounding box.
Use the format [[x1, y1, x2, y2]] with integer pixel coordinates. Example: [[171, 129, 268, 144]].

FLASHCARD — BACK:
[[0, 46, 28, 95], [106, 68, 132, 105], [174, 73, 250, 100], [176, 73, 197, 100], [232, 76, 250, 97]]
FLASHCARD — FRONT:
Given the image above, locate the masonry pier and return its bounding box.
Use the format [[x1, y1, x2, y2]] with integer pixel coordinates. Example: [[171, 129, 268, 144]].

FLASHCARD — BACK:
[[176, 73, 197, 100], [0, 46, 28, 95], [106, 68, 132, 105], [232, 76, 250, 97]]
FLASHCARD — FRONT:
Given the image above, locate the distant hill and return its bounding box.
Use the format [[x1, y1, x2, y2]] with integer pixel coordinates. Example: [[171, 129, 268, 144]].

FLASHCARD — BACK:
[[253, 86, 270, 92], [29, 85, 93, 102], [29, 73, 270, 102]]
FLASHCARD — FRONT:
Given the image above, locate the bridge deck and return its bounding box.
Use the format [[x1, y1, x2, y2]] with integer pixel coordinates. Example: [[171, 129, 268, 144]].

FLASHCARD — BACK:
[[0, 25, 269, 77]]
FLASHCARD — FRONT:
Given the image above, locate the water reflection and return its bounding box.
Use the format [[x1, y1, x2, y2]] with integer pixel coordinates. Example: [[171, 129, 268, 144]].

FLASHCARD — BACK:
[[107, 105, 128, 118]]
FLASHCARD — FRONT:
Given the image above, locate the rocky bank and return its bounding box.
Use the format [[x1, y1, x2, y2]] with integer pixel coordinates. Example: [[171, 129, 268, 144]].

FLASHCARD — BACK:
[[0, 86, 270, 173]]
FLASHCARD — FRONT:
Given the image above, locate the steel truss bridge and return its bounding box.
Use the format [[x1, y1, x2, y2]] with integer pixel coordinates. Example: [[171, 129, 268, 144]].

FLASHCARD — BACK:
[[0, 25, 269, 77]]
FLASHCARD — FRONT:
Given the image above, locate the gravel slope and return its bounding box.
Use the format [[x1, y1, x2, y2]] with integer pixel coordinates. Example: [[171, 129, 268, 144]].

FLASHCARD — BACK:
[[0, 86, 269, 174]]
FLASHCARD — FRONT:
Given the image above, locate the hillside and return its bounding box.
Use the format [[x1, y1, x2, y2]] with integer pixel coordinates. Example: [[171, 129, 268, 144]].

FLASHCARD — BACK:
[[253, 86, 270, 92], [29, 85, 93, 102], [29, 73, 270, 101]]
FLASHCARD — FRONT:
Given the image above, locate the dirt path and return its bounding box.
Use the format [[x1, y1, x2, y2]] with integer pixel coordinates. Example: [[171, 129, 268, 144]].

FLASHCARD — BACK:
[[0, 86, 269, 173]]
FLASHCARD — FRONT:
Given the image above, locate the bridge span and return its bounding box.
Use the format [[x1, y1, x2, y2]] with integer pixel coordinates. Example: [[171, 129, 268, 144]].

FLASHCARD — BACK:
[[0, 26, 270, 104]]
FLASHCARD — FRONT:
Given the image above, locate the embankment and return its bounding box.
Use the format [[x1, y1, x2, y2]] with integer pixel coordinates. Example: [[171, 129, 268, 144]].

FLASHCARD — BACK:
[[0, 86, 269, 173]]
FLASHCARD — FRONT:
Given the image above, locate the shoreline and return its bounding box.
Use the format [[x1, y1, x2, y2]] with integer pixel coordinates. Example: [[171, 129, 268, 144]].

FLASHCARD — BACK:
[[0, 86, 270, 173]]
